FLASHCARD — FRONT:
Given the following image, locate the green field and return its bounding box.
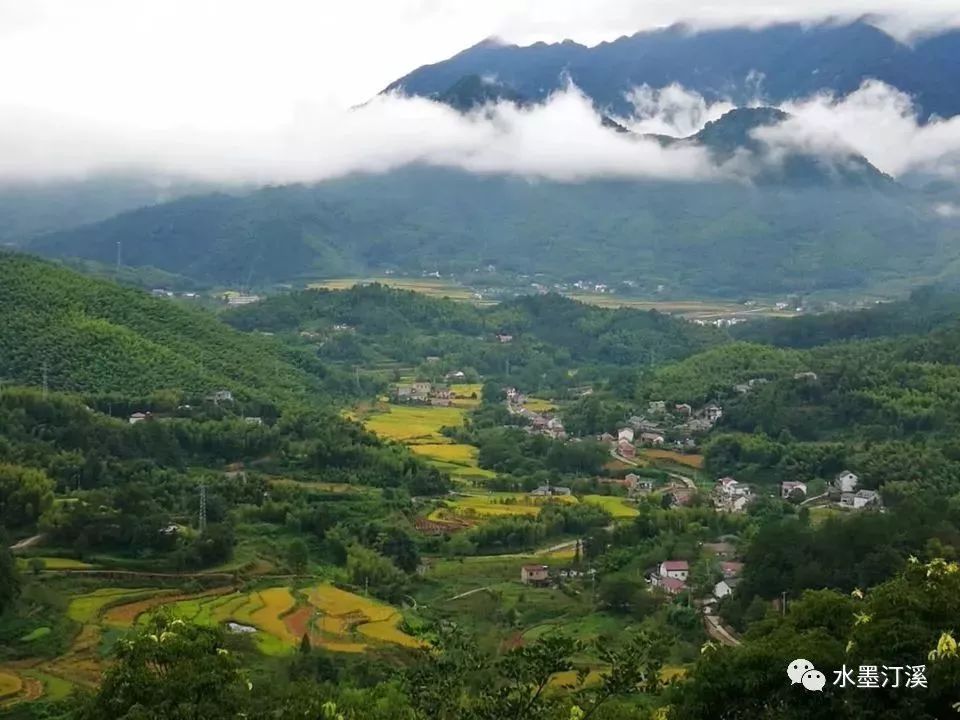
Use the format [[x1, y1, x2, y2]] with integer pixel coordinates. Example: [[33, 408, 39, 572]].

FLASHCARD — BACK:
[[582, 495, 639, 518]]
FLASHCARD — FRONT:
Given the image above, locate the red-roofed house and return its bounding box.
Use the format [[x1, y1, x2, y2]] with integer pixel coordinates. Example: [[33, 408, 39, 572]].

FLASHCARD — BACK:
[[658, 576, 687, 595], [658, 560, 689, 581]]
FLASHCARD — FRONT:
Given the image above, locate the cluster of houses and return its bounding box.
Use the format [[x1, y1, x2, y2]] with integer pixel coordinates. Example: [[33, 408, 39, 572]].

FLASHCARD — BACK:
[[832, 471, 880, 510], [600, 403, 723, 457], [394, 382, 460, 407], [649, 542, 746, 604], [506, 388, 568, 440], [712, 470, 880, 514], [713, 477, 753, 513], [598, 472, 655, 498]]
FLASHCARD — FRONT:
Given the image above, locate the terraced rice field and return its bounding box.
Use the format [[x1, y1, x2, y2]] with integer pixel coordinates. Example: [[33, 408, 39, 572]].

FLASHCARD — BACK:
[[300, 583, 422, 652], [67, 587, 167, 623], [103, 587, 232, 627], [364, 403, 493, 480]]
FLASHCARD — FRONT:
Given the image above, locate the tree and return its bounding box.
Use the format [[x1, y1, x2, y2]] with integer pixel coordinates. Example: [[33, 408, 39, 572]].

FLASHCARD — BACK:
[[28, 557, 45, 576], [287, 539, 309, 575], [75, 615, 253, 720], [0, 464, 54, 527], [0, 538, 19, 615]]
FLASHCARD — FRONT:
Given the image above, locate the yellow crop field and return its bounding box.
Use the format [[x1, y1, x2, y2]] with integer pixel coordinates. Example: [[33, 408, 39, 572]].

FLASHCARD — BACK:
[[0, 670, 23, 700], [306, 584, 420, 651], [641, 450, 705, 469], [249, 588, 298, 645], [434, 493, 579, 520], [364, 404, 466, 443], [410, 443, 478, 464], [358, 618, 422, 648], [583, 495, 640, 518]]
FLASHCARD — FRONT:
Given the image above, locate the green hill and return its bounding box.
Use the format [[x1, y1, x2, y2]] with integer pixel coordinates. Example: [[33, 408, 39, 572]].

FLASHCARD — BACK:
[[0, 252, 332, 401]]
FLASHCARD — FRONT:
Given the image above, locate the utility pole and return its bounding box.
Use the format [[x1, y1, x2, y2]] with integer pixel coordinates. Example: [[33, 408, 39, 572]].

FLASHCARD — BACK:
[[116, 241, 122, 275], [781, 590, 788, 617], [199, 482, 207, 533]]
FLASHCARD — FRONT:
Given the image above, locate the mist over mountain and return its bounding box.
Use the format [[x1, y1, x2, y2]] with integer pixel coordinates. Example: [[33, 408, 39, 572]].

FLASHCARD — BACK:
[[385, 20, 960, 120]]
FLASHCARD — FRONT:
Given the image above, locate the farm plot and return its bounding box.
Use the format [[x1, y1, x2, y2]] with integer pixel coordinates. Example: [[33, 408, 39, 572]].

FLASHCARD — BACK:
[[430, 493, 578, 521], [298, 583, 422, 652], [0, 670, 23, 701], [364, 404, 466, 444], [364, 403, 491, 480], [582, 495, 639, 519], [640, 449, 705, 469]]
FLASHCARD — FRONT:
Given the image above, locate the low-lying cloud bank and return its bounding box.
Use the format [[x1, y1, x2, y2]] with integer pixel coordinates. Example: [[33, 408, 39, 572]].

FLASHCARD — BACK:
[[2, 79, 960, 186]]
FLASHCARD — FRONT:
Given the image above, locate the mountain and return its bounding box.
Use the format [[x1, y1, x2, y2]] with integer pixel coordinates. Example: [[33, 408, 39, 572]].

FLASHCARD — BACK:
[[0, 175, 214, 245], [432, 73, 630, 132], [653, 107, 891, 186], [385, 21, 960, 120], [0, 251, 335, 401], [26, 161, 955, 298], [435, 73, 527, 112]]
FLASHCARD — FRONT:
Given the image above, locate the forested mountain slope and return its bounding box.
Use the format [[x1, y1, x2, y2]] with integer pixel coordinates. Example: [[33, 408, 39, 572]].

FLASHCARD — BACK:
[[0, 252, 341, 401], [26, 166, 952, 297]]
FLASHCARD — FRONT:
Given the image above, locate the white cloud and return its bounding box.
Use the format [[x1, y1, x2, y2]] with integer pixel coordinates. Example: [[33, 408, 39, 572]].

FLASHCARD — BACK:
[[0, 86, 716, 184], [621, 84, 736, 137], [753, 81, 960, 178]]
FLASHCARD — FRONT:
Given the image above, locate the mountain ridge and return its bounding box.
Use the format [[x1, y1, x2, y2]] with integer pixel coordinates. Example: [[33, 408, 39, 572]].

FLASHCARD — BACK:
[[384, 20, 960, 120]]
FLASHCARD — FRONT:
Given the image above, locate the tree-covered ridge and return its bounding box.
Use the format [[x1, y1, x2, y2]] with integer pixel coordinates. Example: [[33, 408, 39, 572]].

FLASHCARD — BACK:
[[732, 285, 960, 349], [225, 284, 724, 390], [0, 252, 344, 402]]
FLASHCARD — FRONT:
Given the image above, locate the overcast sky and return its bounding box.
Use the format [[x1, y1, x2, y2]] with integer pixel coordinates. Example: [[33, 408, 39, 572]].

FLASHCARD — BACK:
[[1, 1, 960, 184]]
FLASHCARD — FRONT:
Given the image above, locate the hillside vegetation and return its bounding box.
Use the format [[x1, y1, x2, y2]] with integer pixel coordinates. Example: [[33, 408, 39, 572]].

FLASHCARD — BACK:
[[0, 252, 341, 402], [26, 166, 958, 298]]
